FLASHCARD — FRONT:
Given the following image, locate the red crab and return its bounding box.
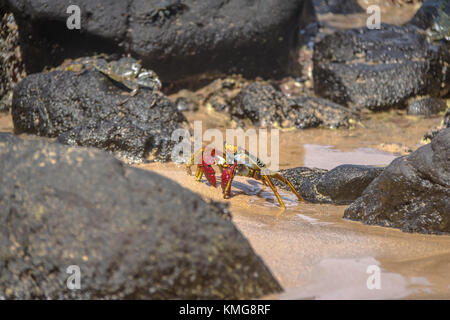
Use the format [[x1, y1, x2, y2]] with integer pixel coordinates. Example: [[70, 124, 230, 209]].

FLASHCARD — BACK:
[[186, 144, 304, 208]]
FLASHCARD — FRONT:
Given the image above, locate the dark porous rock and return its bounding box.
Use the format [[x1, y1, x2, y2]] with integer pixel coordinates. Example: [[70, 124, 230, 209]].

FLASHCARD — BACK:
[[407, 97, 447, 116], [313, 25, 445, 111], [230, 82, 353, 129], [0, 12, 25, 112], [274, 165, 383, 204], [312, 0, 364, 15], [7, 0, 305, 84], [316, 165, 384, 205], [345, 128, 450, 234], [57, 121, 159, 164], [290, 96, 354, 129], [230, 82, 292, 128], [203, 76, 250, 114], [276, 167, 329, 203], [12, 70, 186, 162], [409, 0, 450, 29], [6, 0, 129, 74], [174, 90, 199, 112], [0, 138, 282, 299]]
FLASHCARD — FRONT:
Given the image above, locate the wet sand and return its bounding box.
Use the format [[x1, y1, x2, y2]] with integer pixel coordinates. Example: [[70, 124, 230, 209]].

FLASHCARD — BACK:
[[1, 0, 447, 300], [1, 108, 449, 300], [138, 161, 450, 300], [319, 0, 421, 30], [135, 111, 449, 300]]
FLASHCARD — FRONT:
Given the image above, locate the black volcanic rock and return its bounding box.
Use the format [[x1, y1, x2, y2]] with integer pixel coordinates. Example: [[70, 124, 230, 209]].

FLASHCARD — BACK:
[[407, 97, 447, 116], [312, 0, 363, 14], [230, 82, 353, 129], [345, 128, 450, 234], [0, 135, 282, 299], [6, 0, 306, 84], [12, 70, 186, 162], [313, 25, 446, 111], [275, 164, 383, 205], [409, 0, 450, 30]]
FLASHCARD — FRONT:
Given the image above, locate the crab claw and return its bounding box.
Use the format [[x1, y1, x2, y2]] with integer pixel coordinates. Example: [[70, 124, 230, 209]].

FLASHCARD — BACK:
[[221, 167, 231, 195], [202, 163, 216, 187], [221, 163, 236, 198], [201, 149, 217, 187]]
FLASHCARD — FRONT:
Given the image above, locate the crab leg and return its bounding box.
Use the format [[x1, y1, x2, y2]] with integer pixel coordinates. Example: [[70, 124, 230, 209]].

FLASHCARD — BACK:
[[222, 163, 237, 199], [262, 175, 286, 209], [272, 173, 304, 202], [186, 150, 198, 175], [195, 166, 204, 182]]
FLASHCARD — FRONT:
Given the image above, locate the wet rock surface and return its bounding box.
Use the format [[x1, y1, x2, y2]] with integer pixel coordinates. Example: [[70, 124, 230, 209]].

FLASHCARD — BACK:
[[12, 70, 186, 162], [345, 128, 450, 234], [0, 135, 282, 299], [407, 97, 447, 116], [229, 82, 354, 129], [313, 25, 446, 111], [7, 0, 305, 84], [274, 164, 383, 205]]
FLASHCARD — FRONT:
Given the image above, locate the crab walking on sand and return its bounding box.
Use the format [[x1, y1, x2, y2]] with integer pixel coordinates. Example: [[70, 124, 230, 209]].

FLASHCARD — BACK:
[[186, 144, 304, 209]]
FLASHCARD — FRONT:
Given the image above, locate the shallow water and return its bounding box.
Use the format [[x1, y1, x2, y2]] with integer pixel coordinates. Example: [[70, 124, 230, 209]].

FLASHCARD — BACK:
[[140, 160, 450, 300], [1, 0, 447, 300], [319, 0, 421, 31], [133, 109, 449, 300], [1, 107, 449, 300]]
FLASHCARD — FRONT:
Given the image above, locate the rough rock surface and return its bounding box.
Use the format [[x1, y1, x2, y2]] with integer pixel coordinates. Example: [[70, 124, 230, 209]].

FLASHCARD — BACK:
[[175, 90, 200, 112], [313, 25, 445, 111], [0, 135, 282, 299], [229, 82, 353, 129], [345, 128, 450, 234], [423, 108, 450, 141], [7, 0, 305, 84], [312, 0, 363, 14], [274, 165, 384, 205], [12, 70, 186, 162], [407, 97, 447, 116], [409, 0, 450, 29], [0, 12, 25, 112]]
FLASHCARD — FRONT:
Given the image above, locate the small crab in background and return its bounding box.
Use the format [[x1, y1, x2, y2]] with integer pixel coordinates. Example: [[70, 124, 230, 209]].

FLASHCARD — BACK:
[[93, 57, 162, 96], [186, 144, 304, 209]]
